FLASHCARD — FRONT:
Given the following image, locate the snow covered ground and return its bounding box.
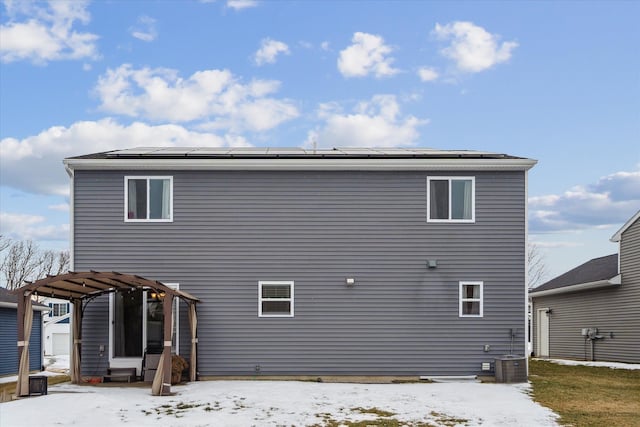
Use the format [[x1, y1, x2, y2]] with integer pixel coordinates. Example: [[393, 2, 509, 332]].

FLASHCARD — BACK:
[[1, 379, 559, 426], [0, 355, 70, 386], [44, 354, 70, 373], [543, 358, 640, 370]]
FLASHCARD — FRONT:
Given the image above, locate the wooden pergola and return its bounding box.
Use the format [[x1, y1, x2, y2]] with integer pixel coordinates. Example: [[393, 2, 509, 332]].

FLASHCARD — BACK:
[[13, 271, 199, 397]]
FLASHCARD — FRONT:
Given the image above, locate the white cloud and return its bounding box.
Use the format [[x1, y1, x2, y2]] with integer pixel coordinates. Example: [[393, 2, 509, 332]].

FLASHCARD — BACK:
[[337, 32, 399, 78], [0, 212, 69, 241], [432, 21, 517, 73], [529, 169, 640, 233], [227, 0, 258, 10], [48, 203, 70, 212], [95, 64, 299, 132], [320, 41, 330, 51], [307, 95, 427, 148], [254, 38, 290, 66], [0, 0, 99, 64], [130, 15, 157, 42], [0, 118, 250, 196], [530, 241, 582, 249], [417, 67, 438, 82]]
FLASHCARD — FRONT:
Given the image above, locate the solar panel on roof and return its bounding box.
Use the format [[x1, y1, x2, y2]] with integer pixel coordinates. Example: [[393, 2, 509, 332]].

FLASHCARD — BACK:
[[228, 148, 269, 155], [266, 148, 307, 155], [110, 148, 161, 155], [189, 148, 232, 155]]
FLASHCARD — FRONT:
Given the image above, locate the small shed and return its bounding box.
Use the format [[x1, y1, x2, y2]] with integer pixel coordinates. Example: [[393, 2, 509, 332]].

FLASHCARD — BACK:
[[0, 287, 48, 376]]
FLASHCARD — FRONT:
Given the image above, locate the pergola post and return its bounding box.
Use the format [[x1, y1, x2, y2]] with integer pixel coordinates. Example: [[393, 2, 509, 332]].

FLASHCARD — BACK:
[[188, 302, 198, 382], [16, 293, 33, 397], [70, 299, 82, 384], [152, 292, 174, 396]]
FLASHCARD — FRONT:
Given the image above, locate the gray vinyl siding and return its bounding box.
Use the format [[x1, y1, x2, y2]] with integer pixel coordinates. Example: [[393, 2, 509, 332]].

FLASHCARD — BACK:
[[532, 217, 640, 363], [0, 309, 42, 376], [75, 170, 527, 376]]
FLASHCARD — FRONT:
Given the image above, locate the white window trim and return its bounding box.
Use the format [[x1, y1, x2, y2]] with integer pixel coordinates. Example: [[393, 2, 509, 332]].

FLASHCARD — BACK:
[[258, 281, 294, 318], [124, 176, 174, 222], [459, 281, 483, 317], [426, 176, 475, 223], [49, 302, 69, 317]]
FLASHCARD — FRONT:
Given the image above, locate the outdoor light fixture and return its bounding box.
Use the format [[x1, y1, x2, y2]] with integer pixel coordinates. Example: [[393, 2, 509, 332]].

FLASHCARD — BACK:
[[345, 278, 355, 285], [427, 259, 438, 269]]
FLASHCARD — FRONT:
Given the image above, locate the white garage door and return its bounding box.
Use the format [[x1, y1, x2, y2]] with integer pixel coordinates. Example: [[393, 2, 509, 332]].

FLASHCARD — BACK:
[[52, 333, 70, 355]]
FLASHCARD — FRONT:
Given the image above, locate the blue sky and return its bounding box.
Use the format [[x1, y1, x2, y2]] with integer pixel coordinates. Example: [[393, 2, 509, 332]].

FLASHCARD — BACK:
[[1, 0, 639, 282]]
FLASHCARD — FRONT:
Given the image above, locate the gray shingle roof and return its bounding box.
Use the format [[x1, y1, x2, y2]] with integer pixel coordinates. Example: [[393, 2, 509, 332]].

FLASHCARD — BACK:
[[0, 286, 49, 308], [0, 286, 17, 304], [531, 254, 618, 293]]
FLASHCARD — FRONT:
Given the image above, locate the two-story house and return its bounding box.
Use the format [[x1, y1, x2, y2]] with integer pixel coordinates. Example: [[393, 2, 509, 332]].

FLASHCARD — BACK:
[[530, 210, 640, 363], [61, 147, 536, 379]]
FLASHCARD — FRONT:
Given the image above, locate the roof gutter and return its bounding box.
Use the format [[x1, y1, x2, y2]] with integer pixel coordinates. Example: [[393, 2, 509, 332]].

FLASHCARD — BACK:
[[530, 274, 622, 298], [63, 157, 537, 172]]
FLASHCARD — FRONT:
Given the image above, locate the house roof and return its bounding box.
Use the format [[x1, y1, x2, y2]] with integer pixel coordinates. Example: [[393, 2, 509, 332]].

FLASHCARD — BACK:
[[530, 254, 619, 297], [68, 147, 528, 160], [0, 287, 49, 311], [0, 286, 18, 304], [610, 209, 640, 242], [64, 147, 537, 173]]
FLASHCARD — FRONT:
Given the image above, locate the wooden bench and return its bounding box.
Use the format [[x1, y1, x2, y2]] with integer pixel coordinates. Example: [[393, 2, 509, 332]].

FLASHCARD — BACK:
[[103, 367, 137, 383]]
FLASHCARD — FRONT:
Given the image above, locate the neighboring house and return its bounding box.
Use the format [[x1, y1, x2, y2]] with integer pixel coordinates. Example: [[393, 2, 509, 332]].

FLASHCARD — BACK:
[[42, 297, 71, 356], [530, 210, 640, 363], [63, 147, 536, 378], [0, 287, 47, 376]]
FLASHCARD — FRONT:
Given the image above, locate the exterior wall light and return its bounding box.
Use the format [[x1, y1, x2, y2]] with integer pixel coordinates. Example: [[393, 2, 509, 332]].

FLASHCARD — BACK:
[[345, 278, 355, 285], [427, 260, 438, 269]]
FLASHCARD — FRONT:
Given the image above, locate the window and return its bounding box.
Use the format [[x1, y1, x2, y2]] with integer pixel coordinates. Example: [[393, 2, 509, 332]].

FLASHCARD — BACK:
[[259, 281, 294, 317], [49, 303, 69, 317], [125, 176, 173, 221], [459, 281, 483, 317], [427, 177, 475, 222]]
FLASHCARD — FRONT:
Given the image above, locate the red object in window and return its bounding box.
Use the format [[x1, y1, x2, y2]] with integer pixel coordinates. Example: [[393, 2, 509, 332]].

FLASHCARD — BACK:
[[128, 211, 134, 219]]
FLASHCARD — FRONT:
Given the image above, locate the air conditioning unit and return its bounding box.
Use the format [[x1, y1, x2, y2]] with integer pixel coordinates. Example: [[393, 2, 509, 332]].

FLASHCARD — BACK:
[[494, 356, 527, 383]]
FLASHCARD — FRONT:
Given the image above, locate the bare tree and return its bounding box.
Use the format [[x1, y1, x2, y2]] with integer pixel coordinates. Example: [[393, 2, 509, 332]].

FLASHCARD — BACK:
[[528, 242, 547, 289], [37, 249, 70, 278], [0, 235, 10, 253], [0, 239, 40, 290], [0, 237, 70, 290]]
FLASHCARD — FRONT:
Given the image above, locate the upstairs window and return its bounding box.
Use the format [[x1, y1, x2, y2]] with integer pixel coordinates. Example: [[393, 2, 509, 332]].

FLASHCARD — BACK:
[[49, 302, 69, 317], [459, 281, 483, 317], [125, 176, 173, 222], [259, 281, 294, 317], [427, 177, 475, 222]]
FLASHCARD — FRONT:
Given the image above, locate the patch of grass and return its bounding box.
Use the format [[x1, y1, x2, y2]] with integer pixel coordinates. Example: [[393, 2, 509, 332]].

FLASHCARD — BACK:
[[352, 407, 396, 417], [311, 408, 441, 427], [429, 411, 469, 426], [529, 359, 640, 427], [152, 400, 205, 418]]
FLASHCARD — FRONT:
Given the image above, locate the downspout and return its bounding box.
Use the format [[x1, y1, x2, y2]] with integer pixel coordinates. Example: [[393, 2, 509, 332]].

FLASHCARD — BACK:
[[524, 169, 530, 374], [64, 161, 75, 272], [64, 161, 76, 366]]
